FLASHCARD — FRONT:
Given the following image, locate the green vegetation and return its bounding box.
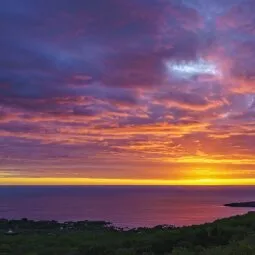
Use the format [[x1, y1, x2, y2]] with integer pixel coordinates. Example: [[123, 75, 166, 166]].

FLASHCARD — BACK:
[[1, 212, 255, 255]]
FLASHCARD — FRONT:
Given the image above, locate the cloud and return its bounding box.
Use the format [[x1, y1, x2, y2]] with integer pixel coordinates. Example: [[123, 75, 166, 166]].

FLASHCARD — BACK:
[[155, 91, 225, 111]]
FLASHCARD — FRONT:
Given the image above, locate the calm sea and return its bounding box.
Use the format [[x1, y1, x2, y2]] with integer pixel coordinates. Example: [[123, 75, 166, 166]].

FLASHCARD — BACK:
[[1, 186, 255, 228]]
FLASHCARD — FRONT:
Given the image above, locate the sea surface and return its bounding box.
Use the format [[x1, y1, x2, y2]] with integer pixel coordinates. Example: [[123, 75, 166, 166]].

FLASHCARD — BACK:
[[1, 186, 255, 228]]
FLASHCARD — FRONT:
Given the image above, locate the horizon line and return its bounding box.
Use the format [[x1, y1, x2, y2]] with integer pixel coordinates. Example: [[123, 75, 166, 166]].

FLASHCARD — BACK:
[[1, 177, 255, 186]]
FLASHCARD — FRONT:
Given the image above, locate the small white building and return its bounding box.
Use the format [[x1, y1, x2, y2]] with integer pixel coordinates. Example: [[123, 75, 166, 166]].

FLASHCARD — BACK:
[[5, 229, 17, 235]]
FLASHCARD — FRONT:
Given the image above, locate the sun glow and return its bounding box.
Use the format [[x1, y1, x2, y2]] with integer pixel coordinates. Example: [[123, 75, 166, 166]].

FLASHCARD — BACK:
[[2, 177, 255, 186], [187, 168, 222, 180]]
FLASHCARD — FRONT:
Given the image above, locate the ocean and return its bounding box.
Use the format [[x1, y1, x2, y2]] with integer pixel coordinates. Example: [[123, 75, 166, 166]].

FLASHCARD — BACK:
[[1, 186, 255, 228]]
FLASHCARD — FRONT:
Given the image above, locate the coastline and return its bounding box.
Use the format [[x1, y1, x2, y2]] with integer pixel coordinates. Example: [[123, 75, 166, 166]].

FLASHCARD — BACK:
[[224, 201, 255, 208], [2, 212, 255, 254]]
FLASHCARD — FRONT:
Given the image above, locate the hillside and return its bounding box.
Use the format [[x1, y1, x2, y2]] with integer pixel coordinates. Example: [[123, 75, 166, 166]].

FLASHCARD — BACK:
[[1, 212, 255, 254]]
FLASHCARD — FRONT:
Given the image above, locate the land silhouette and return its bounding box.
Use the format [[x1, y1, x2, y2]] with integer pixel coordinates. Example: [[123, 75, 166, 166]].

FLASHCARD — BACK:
[[2, 212, 255, 254]]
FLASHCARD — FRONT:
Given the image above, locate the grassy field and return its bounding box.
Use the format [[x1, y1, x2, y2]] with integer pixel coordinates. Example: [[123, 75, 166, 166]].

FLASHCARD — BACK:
[[1, 212, 255, 254]]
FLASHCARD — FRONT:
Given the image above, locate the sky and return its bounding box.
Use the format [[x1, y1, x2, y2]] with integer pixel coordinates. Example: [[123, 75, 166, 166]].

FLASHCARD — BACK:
[[0, 0, 255, 185]]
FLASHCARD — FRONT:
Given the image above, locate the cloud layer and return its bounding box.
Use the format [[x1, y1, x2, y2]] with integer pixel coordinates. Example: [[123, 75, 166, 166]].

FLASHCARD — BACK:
[[0, 0, 254, 181]]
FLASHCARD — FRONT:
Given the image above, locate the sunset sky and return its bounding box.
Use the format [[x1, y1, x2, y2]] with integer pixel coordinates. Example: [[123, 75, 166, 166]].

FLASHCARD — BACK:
[[1, 0, 255, 185]]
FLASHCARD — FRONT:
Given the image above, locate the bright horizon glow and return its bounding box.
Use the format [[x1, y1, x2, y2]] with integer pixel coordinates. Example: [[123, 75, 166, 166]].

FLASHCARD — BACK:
[[2, 177, 255, 186]]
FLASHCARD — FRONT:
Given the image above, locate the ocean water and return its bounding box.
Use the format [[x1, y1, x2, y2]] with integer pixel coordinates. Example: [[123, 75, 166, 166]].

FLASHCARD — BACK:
[[0, 186, 255, 228]]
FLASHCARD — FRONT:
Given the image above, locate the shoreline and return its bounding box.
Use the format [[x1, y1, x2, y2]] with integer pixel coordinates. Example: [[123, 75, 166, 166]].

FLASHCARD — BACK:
[[224, 201, 255, 208], [2, 213, 255, 254], [1, 212, 254, 231]]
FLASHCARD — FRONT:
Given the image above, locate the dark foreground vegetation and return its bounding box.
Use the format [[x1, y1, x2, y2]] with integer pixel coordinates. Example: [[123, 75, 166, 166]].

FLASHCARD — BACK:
[[1, 212, 255, 255]]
